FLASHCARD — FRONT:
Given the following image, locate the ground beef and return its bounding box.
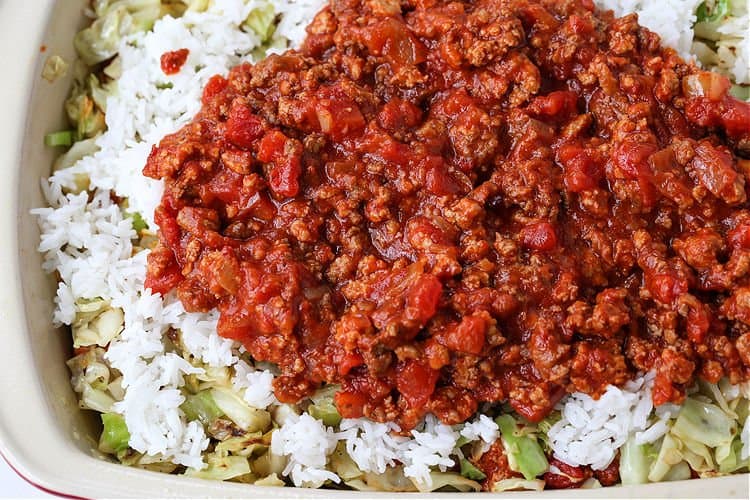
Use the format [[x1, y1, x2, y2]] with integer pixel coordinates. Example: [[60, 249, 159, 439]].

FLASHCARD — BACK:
[[142, 0, 750, 431]]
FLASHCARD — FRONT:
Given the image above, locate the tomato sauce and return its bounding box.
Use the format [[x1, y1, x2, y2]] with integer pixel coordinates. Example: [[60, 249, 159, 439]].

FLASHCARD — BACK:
[[143, 0, 750, 431], [160, 48, 190, 75]]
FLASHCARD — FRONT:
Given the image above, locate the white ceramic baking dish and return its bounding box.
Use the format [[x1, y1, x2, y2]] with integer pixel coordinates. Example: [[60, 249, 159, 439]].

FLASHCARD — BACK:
[[0, 1, 748, 497]]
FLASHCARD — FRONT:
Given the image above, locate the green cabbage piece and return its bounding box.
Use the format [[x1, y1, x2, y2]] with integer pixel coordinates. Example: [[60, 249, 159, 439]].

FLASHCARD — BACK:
[[215, 431, 268, 458], [672, 398, 736, 449], [308, 384, 342, 427], [181, 390, 223, 425], [82, 384, 117, 413], [619, 436, 652, 485], [254, 473, 285, 486], [696, 0, 729, 23], [99, 413, 130, 453], [75, 1, 165, 66], [411, 472, 481, 492], [72, 303, 124, 349], [459, 458, 486, 481], [41, 55, 69, 83], [495, 414, 548, 480], [210, 387, 271, 432], [492, 478, 544, 492], [663, 461, 692, 481], [128, 212, 148, 233], [184, 454, 251, 481], [251, 445, 287, 478], [717, 436, 747, 473], [244, 2, 276, 42], [330, 442, 362, 481], [346, 467, 416, 492], [65, 67, 109, 139], [648, 434, 684, 482], [535, 411, 560, 452]]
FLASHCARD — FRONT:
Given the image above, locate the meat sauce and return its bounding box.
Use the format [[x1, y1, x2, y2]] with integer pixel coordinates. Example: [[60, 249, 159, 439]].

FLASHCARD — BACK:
[[143, 0, 750, 431]]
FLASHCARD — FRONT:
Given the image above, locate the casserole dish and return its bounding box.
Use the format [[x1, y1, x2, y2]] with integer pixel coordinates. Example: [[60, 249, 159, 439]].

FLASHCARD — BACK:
[[0, 1, 747, 497]]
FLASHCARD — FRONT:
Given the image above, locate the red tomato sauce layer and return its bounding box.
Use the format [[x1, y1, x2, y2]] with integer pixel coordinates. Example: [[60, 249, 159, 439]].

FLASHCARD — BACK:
[[143, 0, 750, 430]]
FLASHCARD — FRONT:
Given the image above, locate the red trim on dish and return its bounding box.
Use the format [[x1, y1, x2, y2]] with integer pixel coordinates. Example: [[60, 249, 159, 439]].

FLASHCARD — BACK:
[[0, 450, 88, 499]]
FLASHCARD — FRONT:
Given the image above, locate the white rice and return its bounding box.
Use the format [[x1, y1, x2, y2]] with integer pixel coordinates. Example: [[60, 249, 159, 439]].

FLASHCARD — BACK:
[[338, 419, 408, 475], [232, 360, 278, 409], [401, 415, 460, 486], [460, 414, 499, 454], [271, 413, 341, 488], [547, 372, 672, 470], [33, 0, 749, 488]]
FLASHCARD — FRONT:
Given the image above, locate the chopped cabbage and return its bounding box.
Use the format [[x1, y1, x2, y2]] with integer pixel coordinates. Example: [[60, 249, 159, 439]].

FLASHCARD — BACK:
[[619, 436, 651, 485], [75, 1, 166, 65], [215, 431, 268, 458], [663, 461, 692, 481], [412, 472, 481, 492], [99, 413, 130, 454], [346, 467, 416, 492], [492, 478, 545, 492], [648, 434, 684, 482], [696, 0, 729, 23], [308, 384, 342, 426], [254, 473, 285, 486], [72, 304, 124, 349], [210, 387, 271, 432], [184, 454, 251, 481], [244, 2, 276, 42], [181, 390, 223, 425], [496, 415, 548, 480], [459, 458, 486, 481], [41, 55, 69, 83], [672, 398, 736, 449], [330, 442, 362, 481]]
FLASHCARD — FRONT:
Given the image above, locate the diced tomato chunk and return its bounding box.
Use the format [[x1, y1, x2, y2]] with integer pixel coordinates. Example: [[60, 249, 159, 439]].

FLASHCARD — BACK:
[[423, 156, 460, 195], [378, 98, 423, 132], [645, 271, 688, 304], [567, 14, 594, 35], [405, 274, 443, 324], [257, 130, 287, 163], [202, 75, 228, 105], [154, 206, 181, 249], [315, 95, 365, 141], [144, 245, 183, 295], [396, 360, 439, 408], [335, 390, 368, 418], [557, 143, 600, 192], [521, 221, 557, 251], [226, 102, 264, 149], [160, 48, 189, 75], [365, 18, 426, 65], [440, 314, 487, 355], [529, 91, 578, 119], [257, 130, 302, 197], [614, 141, 657, 179], [686, 302, 710, 344], [338, 352, 364, 376], [728, 223, 750, 249]]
